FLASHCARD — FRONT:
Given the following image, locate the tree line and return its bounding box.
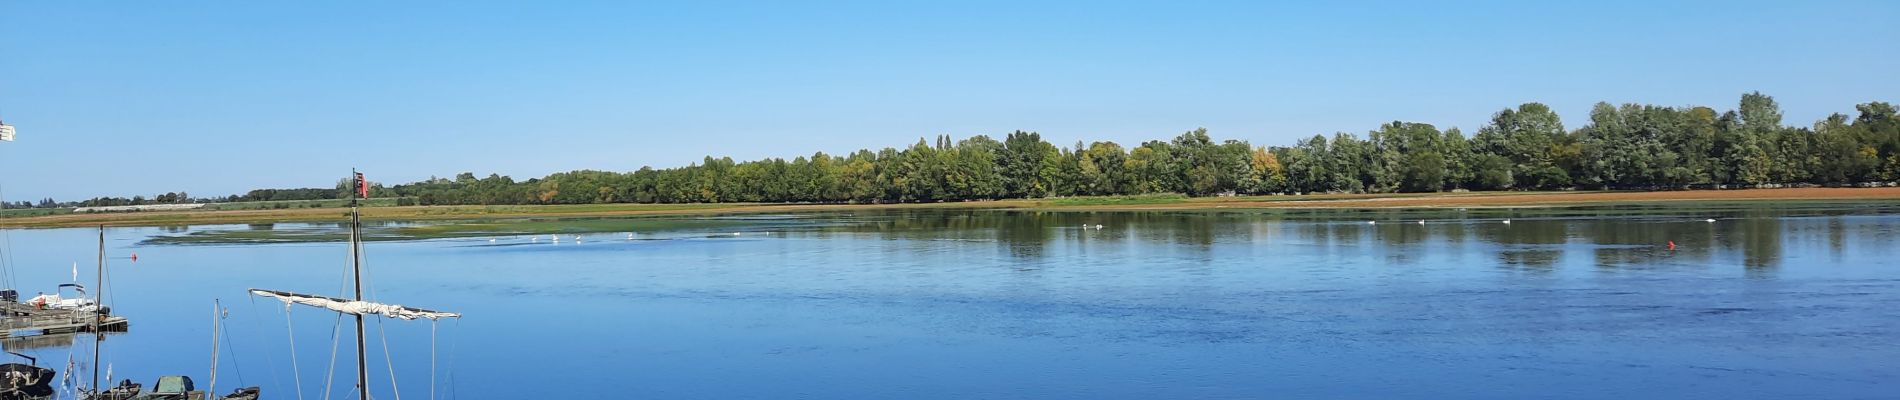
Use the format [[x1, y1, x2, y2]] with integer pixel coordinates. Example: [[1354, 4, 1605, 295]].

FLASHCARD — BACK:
[[20, 92, 1900, 208], [379, 92, 1895, 205]]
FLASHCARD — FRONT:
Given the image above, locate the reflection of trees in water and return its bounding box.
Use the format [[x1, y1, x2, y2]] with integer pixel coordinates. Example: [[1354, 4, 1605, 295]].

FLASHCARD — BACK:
[[824, 210, 1280, 261], [1372, 222, 1433, 265], [1716, 211, 1783, 277], [1856, 217, 1900, 260], [1328, 222, 1365, 246], [809, 209, 1846, 275], [1289, 222, 1367, 256], [995, 212, 1053, 259], [1373, 222, 1429, 246], [1582, 219, 1714, 269], [1480, 220, 1566, 269], [1828, 218, 1846, 262], [1440, 222, 1468, 245], [829, 210, 1177, 260]]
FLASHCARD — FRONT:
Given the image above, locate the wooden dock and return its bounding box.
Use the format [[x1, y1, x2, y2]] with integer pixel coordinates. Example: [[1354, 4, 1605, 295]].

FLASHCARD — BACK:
[[0, 301, 130, 339]]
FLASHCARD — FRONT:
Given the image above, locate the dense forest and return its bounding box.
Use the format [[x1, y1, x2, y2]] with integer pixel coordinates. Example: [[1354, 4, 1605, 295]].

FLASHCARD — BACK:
[[39, 92, 1900, 208]]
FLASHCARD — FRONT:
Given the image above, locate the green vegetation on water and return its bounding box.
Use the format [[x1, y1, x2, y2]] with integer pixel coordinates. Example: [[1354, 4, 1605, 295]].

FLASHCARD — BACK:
[[141, 216, 780, 245]]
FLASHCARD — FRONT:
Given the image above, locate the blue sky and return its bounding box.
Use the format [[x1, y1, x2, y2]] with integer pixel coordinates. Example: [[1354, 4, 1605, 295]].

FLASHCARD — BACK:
[[1, 0, 1896, 200]]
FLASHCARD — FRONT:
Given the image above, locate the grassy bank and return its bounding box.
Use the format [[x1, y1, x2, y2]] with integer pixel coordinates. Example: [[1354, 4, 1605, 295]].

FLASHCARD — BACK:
[[6, 187, 1899, 230]]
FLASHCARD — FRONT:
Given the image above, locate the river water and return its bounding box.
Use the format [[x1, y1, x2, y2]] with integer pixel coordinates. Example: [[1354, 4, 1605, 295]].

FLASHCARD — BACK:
[[3, 207, 1897, 399]]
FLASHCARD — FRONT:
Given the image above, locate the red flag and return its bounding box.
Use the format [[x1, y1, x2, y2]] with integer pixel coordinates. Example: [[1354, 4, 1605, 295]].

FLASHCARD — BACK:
[[355, 172, 369, 198]]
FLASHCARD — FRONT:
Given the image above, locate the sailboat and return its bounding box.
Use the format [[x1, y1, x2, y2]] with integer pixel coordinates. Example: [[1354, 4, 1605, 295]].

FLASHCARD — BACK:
[[0, 352, 55, 400], [250, 171, 460, 400]]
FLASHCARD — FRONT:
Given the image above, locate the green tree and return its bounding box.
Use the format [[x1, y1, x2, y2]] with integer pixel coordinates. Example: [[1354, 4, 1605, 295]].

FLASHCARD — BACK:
[[999, 131, 1061, 197], [1249, 146, 1288, 194], [1476, 103, 1569, 189]]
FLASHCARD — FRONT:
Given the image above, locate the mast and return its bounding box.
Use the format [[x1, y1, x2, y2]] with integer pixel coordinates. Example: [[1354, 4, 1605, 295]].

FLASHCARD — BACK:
[[92, 225, 103, 391], [209, 300, 221, 395], [351, 169, 368, 400]]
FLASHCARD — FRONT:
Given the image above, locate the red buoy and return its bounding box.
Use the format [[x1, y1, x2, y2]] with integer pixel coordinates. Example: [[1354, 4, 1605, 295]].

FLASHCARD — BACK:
[[1666, 241, 1676, 251], [130, 252, 139, 262]]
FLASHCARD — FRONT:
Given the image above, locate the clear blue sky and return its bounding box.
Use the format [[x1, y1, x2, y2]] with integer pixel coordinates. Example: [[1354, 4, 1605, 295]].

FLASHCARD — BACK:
[[2, 0, 1896, 200]]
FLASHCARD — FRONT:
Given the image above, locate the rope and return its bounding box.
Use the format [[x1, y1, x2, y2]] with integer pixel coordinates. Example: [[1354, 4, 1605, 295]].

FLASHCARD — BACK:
[[326, 223, 354, 400], [0, 183, 18, 302], [360, 210, 400, 400], [102, 235, 115, 314], [221, 308, 247, 387], [248, 294, 292, 400], [273, 297, 305, 400], [377, 317, 401, 400], [0, 183, 16, 295], [321, 310, 343, 400], [445, 318, 459, 400], [430, 321, 436, 400], [100, 236, 117, 378]]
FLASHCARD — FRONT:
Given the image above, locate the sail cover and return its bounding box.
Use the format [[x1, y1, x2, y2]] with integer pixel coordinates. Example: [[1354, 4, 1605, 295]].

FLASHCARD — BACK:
[[249, 289, 460, 320]]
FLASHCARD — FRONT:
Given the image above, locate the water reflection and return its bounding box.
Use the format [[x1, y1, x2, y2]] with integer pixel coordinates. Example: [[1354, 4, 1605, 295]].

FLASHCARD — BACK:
[[816, 207, 1899, 274]]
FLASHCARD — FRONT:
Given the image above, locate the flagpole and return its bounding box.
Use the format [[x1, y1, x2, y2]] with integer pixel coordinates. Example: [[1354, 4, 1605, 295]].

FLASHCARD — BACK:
[[351, 169, 368, 400]]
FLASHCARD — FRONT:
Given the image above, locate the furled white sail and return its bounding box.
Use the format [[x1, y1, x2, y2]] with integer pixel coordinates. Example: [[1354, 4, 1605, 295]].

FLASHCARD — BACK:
[[249, 289, 460, 320], [0, 123, 15, 141]]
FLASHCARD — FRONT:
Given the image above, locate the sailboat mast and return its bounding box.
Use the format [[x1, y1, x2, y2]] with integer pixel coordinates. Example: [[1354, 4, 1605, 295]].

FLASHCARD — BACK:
[[352, 169, 369, 400], [92, 225, 103, 391], [209, 300, 222, 395]]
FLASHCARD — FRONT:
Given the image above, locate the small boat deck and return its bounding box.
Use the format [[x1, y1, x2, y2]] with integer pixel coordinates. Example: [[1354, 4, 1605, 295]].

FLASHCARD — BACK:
[[0, 301, 130, 339]]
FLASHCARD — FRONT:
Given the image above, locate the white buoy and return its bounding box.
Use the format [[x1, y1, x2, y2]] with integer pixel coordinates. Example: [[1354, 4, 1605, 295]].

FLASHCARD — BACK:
[[1705, 218, 1716, 223], [1367, 221, 1376, 225], [733, 232, 742, 236], [489, 238, 496, 243], [1094, 224, 1104, 229], [1502, 219, 1512, 224], [1417, 220, 1425, 225]]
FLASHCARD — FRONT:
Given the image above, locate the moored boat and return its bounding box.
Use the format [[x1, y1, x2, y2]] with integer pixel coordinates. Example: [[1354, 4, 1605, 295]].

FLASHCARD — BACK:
[[0, 353, 55, 400]]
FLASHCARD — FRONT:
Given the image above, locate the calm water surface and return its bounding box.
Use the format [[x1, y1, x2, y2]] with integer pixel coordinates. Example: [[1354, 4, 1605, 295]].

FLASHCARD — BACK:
[[3, 209, 1897, 399]]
